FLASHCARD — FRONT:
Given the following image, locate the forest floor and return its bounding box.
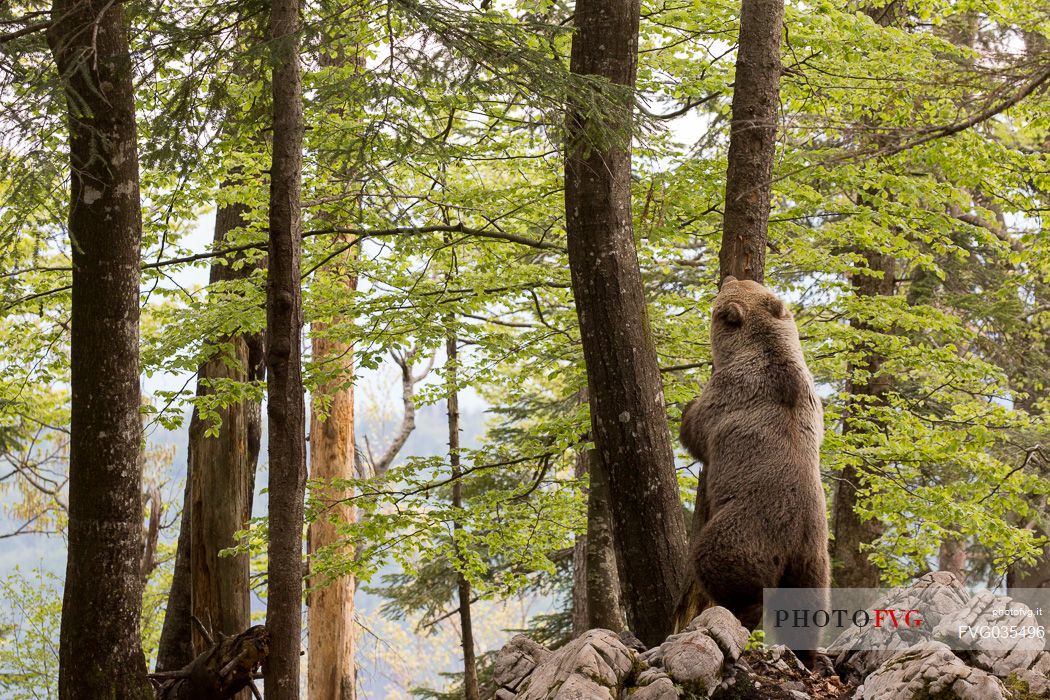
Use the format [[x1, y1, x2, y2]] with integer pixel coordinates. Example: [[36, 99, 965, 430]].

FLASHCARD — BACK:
[[739, 648, 856, 699]]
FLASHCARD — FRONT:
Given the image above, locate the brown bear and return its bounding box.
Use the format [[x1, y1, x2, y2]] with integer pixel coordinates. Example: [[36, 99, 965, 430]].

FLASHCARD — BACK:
[[679, 276, 829, 664]]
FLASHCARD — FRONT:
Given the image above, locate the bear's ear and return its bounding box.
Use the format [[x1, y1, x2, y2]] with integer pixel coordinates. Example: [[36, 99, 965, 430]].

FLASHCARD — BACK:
[[722, 275, 738, 286], [716, 301, 744, 328], [764, 296, 790, 319]]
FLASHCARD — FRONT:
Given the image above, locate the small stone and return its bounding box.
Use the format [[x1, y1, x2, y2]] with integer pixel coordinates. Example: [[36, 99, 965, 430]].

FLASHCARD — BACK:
[[631, 676, 678, 700]]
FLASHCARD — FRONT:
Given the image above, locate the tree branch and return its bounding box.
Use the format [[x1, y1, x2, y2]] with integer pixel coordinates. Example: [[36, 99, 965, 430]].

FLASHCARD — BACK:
[[0, 19, 50, 44], [366, 348, 435, 477]]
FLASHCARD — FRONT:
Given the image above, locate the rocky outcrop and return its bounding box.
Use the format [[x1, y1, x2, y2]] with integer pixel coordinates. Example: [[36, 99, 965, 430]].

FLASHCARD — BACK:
[[854, 641, 1007, 700], [493, 607, 749, 699], [494, 573, 1050, 699], [829, 571, 1050, 698]]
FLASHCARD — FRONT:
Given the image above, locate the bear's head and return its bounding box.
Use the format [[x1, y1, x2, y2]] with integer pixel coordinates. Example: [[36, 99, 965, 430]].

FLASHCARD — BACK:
[[710, 276, 799, 369]]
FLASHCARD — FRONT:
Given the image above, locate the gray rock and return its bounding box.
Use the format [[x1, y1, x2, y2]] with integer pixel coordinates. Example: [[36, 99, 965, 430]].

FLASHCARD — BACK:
[[516, 629, 637, 700], [859, 641, 1007, 700], [546, 674, 609, 699], [829, 571, 970, 682], [767, 645, 807, 674], [684, 606, 750, 662], [635, 667, 672, 686], [660, 630, 725, 692], [933, 591, 1050, 680], [495, 634, 552, 694], [1008, 668, 1050, 698], [630, 675, 678, 699]]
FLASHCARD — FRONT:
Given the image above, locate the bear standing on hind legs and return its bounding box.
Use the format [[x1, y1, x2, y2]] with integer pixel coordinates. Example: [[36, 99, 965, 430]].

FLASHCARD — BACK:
[[679, 276, 829, 666]]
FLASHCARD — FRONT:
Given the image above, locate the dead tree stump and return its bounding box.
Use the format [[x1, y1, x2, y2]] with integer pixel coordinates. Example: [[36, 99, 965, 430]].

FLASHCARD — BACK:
[[151, 625, 269, 699]]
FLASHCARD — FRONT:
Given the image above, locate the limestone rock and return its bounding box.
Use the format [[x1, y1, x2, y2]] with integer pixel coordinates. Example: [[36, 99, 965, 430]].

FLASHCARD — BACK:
[[828, 570, 969, 682], [658, 630, 725, 692], [933, 590, 1049, 680], [515, 629, 637, 700], [631, 671, 678, 700], [858, 641, 1007, 700], [494, 634, 552, 696], [684, 606, 750, 662]]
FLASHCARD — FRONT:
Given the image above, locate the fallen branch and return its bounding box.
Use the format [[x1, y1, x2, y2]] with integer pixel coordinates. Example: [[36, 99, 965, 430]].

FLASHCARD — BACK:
[[150, 625, 269, 700]]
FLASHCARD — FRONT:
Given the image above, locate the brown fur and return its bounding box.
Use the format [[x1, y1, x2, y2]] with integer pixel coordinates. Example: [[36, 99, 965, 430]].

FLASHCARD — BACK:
[[679, 277, 829, 664]]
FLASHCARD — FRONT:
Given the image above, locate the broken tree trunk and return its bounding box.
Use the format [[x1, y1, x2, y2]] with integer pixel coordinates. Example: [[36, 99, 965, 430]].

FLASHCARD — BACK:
[[152, 625, 269, 700]]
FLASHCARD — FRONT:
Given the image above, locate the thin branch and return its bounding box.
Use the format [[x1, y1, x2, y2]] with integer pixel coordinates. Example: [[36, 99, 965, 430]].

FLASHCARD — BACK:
[[636, 92, 720, 120], [876, 63, 1050, 159], [0, 19, 50, 44], [368, 348, 435, 477]]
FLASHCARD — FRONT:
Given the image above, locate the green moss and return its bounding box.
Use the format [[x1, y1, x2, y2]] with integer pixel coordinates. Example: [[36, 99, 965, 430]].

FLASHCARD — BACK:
[[1004, 672, 1050, 700]]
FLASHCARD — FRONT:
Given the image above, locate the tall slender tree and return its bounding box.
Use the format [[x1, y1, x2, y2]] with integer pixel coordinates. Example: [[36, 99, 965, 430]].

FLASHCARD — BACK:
[[157, 193, 265, 675], [581, 445, 625, 632], [47, 0, 152, 696], [157, 479, 194, 672], [307, 239, 357, 700], [564, 0, 688, 646], [831, 250, 894, 588], [718, 0, 784, 286], [265, 0, 307, 695], [447, 303, 479, 699]]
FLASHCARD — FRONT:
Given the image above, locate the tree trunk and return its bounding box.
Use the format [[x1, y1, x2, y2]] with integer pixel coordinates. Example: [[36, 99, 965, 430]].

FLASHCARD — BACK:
[[831, 251, 894, 588], [1005, 30, 1050, 594], [48, 1, 152, 697], [571, 422, 588, 637], [447, 332, 481, 700], [572, 388, 624, 638], [583, 446, 625, 631], [718, 0, 784, 285], [157, 476, 195, 672], [190, 199, 265, 661], [565, 0, 688, 647], [264, 0, 307, 695], [939, 536, 968, 582], [158, 196, 264, 681], [307, 246, 357, 700]]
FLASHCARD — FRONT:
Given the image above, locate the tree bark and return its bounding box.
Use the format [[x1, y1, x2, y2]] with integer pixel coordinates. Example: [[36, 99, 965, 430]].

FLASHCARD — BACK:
[[48, 1, 152, 696], [447, 332, 481, 700], [1004, 30, 1050, 594], [565, 0, 688, 646], [939, 536, 968, 582], [831, 251, 894, 588], [264, 0, 307, 695], [571, 529, 587, 638], [571, 435, 588, 637], [157, 477, 195, 672], [582, 446, 625, 632], [190, 200, 265, 661], [307, 246, 357, 700], [718, 0, 785, 285]]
